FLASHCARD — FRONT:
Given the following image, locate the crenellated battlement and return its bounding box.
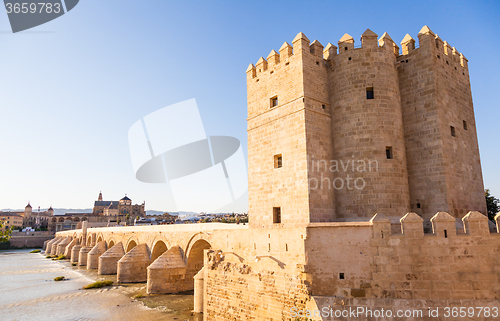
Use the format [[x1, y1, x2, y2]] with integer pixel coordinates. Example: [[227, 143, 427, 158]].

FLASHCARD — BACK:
[[248, 26, 469, 80], [370, 211, 496, 239]]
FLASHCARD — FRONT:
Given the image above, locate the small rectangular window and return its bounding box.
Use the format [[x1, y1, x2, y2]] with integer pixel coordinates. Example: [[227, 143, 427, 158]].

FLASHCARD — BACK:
[[366, 87, 374, 99], [274, 154, 282, 168], [270, 96, 278, 108], [339, 273, 345, 279], [463, 120, 467, 130], [450, 126, 456, 137], [273, 207, 281, 224], [386, 146, 393, 159]]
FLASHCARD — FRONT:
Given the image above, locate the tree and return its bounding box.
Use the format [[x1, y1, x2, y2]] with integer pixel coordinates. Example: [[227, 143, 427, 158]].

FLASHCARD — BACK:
[[485, 189, 500, 221], [126, 214, 130, 220], [0, 220, 13, 243]]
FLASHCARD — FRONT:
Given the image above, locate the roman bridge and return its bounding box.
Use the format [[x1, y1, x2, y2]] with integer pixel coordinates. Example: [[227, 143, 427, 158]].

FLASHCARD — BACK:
[[43, 222, 251, 312]]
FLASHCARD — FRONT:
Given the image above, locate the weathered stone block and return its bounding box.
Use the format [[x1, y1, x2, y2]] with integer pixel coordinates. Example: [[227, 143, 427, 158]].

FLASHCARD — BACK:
[[87, 241, 107, 270], [117, 243, 150, 283], [147, 246, 189, 294], [99, 242, 125, 275]]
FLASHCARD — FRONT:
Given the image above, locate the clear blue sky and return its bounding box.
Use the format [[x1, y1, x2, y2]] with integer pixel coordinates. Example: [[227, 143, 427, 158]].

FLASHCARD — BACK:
[[0, 0, 499, 212]]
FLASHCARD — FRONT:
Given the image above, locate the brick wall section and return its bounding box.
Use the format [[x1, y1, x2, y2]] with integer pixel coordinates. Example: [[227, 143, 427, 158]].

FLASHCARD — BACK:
[[204, 250, 311, 320]]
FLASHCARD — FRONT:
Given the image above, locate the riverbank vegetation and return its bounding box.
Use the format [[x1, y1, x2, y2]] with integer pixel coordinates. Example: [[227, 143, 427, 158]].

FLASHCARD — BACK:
[[83, 280, 113, 289]]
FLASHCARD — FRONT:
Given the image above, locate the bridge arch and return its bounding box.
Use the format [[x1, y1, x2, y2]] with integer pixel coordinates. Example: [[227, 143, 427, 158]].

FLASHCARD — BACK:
[[185, 233, 212, 283], [125, 236, 139, 253], [87, 234, 93, 246], [151, 239, 169, 262], [96, 233, 104, 244], [108, 238, 116, 249]]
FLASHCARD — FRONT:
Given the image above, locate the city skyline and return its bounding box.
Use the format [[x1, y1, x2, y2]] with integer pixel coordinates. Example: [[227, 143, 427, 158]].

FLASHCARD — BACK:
[[1, 1, 499, 212]]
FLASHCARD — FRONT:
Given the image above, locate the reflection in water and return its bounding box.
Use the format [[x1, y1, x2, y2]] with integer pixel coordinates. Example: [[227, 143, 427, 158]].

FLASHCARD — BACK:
[[0, 249, 202, 321]]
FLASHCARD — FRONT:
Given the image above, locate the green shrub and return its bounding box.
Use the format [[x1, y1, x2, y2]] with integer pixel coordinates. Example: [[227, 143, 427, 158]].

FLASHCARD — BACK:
[[133, 293, 145, 299], [83, 280, 113, 289], [30, 249, 41, 253], [52, 254, 66, 260], [54, 276, 65, 281]]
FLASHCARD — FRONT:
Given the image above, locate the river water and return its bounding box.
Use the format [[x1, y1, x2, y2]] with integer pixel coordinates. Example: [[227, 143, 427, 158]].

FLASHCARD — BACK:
[[0, 249, 202, 321]]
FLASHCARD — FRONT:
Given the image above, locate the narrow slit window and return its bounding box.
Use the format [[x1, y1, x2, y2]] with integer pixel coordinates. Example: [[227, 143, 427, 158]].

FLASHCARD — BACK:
[[450, 126, 456, 137], [270, 96, 278, 108], [444, 230, 448, 238], [273, 207, 281, 224], [322, 104, 326, 109], [274, 154, 282, 168], [417, 203, 421, 209], [463, 120, 467, 130], [366, 87, 374, 99], [386, 146, 393, 159]]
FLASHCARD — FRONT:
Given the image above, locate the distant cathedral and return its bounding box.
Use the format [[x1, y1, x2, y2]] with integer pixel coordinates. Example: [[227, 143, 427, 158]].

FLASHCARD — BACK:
[[92, 192, 145, 217]]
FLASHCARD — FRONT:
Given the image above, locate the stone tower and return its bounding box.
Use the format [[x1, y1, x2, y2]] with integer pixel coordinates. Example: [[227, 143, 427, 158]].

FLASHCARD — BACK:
[[247, 32, 335, 228], [397, 26, 486, 219], [329, 29, 411, 220], [25, 202, 32, 218], [246, 26, 486, 226], [98, 191, 103, 202]]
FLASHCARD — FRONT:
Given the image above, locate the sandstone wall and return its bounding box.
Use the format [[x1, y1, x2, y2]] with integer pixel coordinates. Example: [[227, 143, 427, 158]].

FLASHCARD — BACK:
[[398, 27, 486, 219], [305, 212, 500, 301], [329, 31, 410, 219]]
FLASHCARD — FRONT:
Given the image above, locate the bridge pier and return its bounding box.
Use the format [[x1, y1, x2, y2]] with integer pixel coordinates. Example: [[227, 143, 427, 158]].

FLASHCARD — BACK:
[[87, 241, 107, 269], [78, 246, 92, 266], [56, 236, 71, 256], [64, 238, 78, 258], [44, 237, 60, 254], [147, 246, 189, 294], [43, 239, 50, 251], [98, 242, 125, 275], [71, 244, 82, 263], [117, 243, 151, 283], [49, 237, 64, 256], [193, 267, 204, 313]]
